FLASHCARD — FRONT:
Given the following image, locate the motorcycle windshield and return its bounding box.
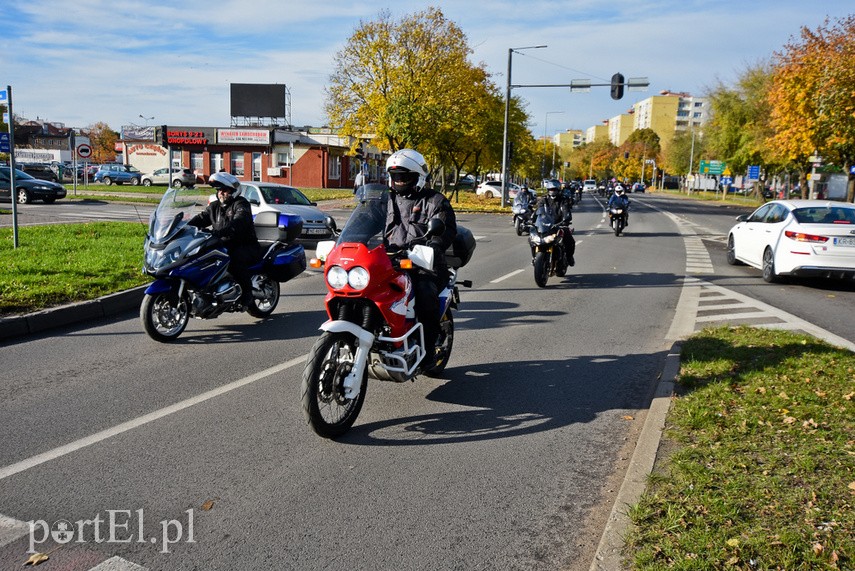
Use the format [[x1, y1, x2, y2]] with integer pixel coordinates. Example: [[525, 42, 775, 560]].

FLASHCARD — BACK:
[[150, 187, 211, 243], [534, 205, 557, 233], [338, 184, 389, 246]]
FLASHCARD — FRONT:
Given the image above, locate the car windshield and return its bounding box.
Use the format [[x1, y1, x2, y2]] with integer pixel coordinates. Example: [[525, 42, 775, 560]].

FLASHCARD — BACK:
[[338, 184, 388, 247], [792, 206, 855, 225], [1, 168, 35, 180], [259, 185, 311, 206]]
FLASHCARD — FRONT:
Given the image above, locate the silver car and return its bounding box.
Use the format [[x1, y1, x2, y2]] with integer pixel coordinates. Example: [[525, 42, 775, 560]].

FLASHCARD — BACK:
[[239, 182, 337, 244], [141, 167, 197, 188]]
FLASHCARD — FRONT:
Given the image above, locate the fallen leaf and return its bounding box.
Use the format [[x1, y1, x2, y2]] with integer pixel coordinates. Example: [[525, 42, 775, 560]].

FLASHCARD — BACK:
[[201, 500, 215, 511], [848, 481, 855, 493], [803, 418, 818, 429], [23, 553, 49, 566], [783, 416, 797, 425], [843, 392, 853, 401], [726, 538, 740, 547], [813, 543, 824, 556], [622, 415, 634, 421]]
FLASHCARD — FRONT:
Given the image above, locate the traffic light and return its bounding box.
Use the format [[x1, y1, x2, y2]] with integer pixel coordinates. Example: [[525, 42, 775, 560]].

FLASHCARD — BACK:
[[610, 73, 625, 100], [155, 125, 169, 148], [354, 142, 364, 161]]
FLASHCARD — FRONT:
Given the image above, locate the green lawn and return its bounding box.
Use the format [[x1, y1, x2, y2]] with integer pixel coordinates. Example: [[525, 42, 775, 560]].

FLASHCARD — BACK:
[[627, 326, 854, 570]]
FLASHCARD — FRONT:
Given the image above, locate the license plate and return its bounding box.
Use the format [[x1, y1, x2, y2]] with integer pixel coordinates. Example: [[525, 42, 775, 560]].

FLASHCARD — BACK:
[[834, 237, 855, 247], [306, 228, 328, 235]]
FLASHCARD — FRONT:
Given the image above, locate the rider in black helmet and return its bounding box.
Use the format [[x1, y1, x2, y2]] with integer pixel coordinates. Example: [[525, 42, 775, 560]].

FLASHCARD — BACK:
[[533, 180, 576, 266]]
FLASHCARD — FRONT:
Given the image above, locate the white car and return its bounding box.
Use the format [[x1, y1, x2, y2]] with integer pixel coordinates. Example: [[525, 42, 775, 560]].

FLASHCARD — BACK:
[[475, 180, 521, 199], [726, 200, 855, 282], [582, 179, 597, 193], [238, 182, 337, 244]]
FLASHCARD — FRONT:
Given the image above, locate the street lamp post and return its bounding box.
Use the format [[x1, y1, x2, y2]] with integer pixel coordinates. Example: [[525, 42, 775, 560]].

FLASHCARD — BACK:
[[139, 114, 154, 126], [501, 45, 546, 207], [543, 111, 563, 180]]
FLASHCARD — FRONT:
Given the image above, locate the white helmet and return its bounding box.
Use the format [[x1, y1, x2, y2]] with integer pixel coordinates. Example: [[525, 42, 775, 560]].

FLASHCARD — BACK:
[[615, 184, 625, 195], [386, 149, 428, 197], [210, 171, 240, 192]]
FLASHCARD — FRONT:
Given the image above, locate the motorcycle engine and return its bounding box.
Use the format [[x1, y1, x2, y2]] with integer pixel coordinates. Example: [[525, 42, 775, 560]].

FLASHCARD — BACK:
[[215, 280, 242, 304]]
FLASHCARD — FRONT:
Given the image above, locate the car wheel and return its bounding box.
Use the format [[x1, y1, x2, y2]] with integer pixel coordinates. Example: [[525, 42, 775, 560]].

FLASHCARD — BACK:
[[130, 178, 140, 186], [142, 179, 152, 187], [103, 176, 113, 186], [16, 188, 30, 204], [485, 190, 495, 199], [762, 247, 779, 283], [172, 179, 183, 188], [726, 235, 742, 265]]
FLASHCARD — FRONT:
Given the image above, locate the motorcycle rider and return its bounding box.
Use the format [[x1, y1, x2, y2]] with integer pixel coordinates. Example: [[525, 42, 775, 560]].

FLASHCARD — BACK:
[[608, 184, 631, 227], [188, 171, 261, 308], [383, 149, 458, 370], [532, 179, 576, 266]]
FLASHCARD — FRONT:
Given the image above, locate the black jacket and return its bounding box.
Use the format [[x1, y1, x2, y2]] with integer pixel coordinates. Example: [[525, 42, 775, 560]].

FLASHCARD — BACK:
[[188, 196, 261, 264], [384, 189, 457, 253], [533, 194, 573, 226]]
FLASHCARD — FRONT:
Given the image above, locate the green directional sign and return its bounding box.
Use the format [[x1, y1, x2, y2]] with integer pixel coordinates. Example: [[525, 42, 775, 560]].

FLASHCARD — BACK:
[[699, 160, 726, 175]]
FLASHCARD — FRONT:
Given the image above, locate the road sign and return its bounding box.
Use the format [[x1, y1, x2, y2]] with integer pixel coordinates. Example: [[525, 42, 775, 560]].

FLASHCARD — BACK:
[[747, 165, 761, 180], [76, 143, 92, 159], [699, 160, 726, 175], [850, 165, 855, 175], [0, 89, 7, 103], [721, 176, 733, 186], [0, 132, 9, 153]]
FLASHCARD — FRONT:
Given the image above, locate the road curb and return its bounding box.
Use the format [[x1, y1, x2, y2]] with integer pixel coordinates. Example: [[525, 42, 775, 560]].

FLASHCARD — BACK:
[[0, 286, 147, 342], [589, 342, 681, 570]]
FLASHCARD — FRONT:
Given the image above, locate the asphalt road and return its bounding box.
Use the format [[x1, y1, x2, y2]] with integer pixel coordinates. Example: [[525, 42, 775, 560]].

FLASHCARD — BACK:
[[1, 192, 852, 570]]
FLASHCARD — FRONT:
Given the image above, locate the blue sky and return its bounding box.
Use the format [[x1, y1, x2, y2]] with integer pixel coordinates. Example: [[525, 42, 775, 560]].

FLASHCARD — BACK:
[[1, 1, 851, 138]]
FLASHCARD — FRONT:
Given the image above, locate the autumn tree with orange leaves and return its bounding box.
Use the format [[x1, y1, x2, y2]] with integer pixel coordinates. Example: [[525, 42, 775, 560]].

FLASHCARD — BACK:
[[767, 15, 855, 201]]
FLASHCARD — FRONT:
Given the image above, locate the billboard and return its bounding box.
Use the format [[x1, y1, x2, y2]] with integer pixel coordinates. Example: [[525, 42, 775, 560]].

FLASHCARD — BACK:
[[230, 84, 288, 118]]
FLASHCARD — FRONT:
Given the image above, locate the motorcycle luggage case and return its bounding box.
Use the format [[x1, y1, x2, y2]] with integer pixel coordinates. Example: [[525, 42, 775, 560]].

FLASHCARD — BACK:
[[254, 211, 303, 244], [445, 225, 476, 268], [266, 244, 307, 282]]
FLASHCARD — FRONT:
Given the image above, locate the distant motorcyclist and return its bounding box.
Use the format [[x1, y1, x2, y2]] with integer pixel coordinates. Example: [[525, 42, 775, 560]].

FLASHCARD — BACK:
[[188, 171, 261, 308], [608, 184, 631, 226], [532, 180, 576, 266], [384, 148, 457, 369]]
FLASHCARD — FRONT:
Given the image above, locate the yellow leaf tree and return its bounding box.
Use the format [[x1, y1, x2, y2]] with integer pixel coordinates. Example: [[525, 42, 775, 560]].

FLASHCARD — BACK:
[[87, 122, 118, 164]]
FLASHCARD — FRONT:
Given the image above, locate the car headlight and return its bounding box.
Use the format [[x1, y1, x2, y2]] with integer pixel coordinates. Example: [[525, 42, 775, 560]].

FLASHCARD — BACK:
[[348, 266, 370, 290], [327, 265, 348, 289]]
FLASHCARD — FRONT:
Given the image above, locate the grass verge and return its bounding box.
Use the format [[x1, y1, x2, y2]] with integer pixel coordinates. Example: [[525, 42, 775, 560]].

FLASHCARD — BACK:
[[627, 326, 854, 570], [0, 222, 149, 316]]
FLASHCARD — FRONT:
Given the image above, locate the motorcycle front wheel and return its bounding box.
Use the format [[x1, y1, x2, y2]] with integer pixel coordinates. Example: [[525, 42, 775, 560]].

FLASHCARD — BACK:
[[246, 274, 280, 318], [514, 218, 525, 236], [534, 251, 549, 288], [555, 245, 568, 277], [301, 332, 367, 438], [141, 290, 189, 342], [614, 217, 623, 236], [424, 311, 454, 378]]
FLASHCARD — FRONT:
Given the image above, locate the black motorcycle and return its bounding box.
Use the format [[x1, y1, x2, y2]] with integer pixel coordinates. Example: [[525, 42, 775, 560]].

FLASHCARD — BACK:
[[528, 205, 571, 287], [511, 192, 536, 236], [608, 203, 628, 236]]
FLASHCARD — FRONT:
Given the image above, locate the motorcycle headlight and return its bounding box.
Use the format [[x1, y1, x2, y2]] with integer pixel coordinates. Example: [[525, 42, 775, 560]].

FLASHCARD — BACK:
[[327, 265, 348, 290], [544, 234, 556, 244], [348, 266, 370, 290], [530, 233, 542, 245]]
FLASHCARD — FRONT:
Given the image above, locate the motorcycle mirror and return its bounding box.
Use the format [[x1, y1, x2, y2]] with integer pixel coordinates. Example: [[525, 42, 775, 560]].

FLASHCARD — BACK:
[[426, 218, 445, 238]]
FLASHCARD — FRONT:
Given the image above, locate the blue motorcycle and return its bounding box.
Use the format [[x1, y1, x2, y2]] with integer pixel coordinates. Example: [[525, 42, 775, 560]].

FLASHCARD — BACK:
[[141, 187, 306, 342]]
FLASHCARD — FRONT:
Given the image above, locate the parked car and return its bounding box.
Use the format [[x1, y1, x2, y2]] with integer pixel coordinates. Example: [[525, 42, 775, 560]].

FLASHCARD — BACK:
[[726, 199, 855, 282], [475, 180, 521, 199], [0, 166, 67, 204], [141, 167, 197, 188], [632, 182, 646, 193], [94, 164, 142, 186], [238, 182, 337, 244], [21, 163, 60, 182]]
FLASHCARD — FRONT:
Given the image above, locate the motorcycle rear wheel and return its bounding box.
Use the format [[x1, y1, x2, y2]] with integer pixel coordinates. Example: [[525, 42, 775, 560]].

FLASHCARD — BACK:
[[141, 291, 189, 342], [424, 311, 454, 378], [534, 251, 549, 287], [246, 274, 280, 318], [301, 332, 367, 438]]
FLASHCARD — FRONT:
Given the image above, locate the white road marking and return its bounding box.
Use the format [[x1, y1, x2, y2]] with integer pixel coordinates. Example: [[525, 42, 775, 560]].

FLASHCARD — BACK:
[[0, 356, 306, 481], [490, 269, 525, 283]]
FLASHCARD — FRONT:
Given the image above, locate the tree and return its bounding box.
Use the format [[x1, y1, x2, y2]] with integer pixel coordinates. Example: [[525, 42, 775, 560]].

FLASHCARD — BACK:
[[87, 122, 118, 164], [767, 15, 855, 201], [326, 9, 503, 164]]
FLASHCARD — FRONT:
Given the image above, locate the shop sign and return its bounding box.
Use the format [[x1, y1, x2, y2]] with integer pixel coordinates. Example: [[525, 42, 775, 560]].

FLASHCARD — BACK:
[[217, 128, 270, 145]]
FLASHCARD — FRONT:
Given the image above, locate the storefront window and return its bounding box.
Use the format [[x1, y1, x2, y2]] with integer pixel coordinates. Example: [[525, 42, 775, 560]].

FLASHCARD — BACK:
[[252, 153, 262, 181], [230, 152, 245, 177], [210, 152, 223, 174], [328, 155, 341, 180], [190, 152, 203, 174]]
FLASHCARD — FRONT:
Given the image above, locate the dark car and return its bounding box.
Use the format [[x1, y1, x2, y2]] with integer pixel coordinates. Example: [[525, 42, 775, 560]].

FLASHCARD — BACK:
[[94, 164, 142, 186], [0, 166, 67, 204], [21, 163, 60, 182]]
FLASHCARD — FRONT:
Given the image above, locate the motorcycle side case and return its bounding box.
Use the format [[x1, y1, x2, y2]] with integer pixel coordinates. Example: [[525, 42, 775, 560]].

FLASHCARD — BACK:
[[445, 225, 476, 268], [266, 243, 307, 282]]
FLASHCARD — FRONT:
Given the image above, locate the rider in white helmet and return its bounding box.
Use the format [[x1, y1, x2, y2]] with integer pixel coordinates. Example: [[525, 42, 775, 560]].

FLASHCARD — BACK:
[[188, 171, 261, 308], [384, 148, 457, 370], [608, 183, 631, 226]]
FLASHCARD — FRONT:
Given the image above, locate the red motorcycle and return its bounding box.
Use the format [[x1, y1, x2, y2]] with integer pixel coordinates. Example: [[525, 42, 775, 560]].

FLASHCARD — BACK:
[[301, 185, 475, 438]]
